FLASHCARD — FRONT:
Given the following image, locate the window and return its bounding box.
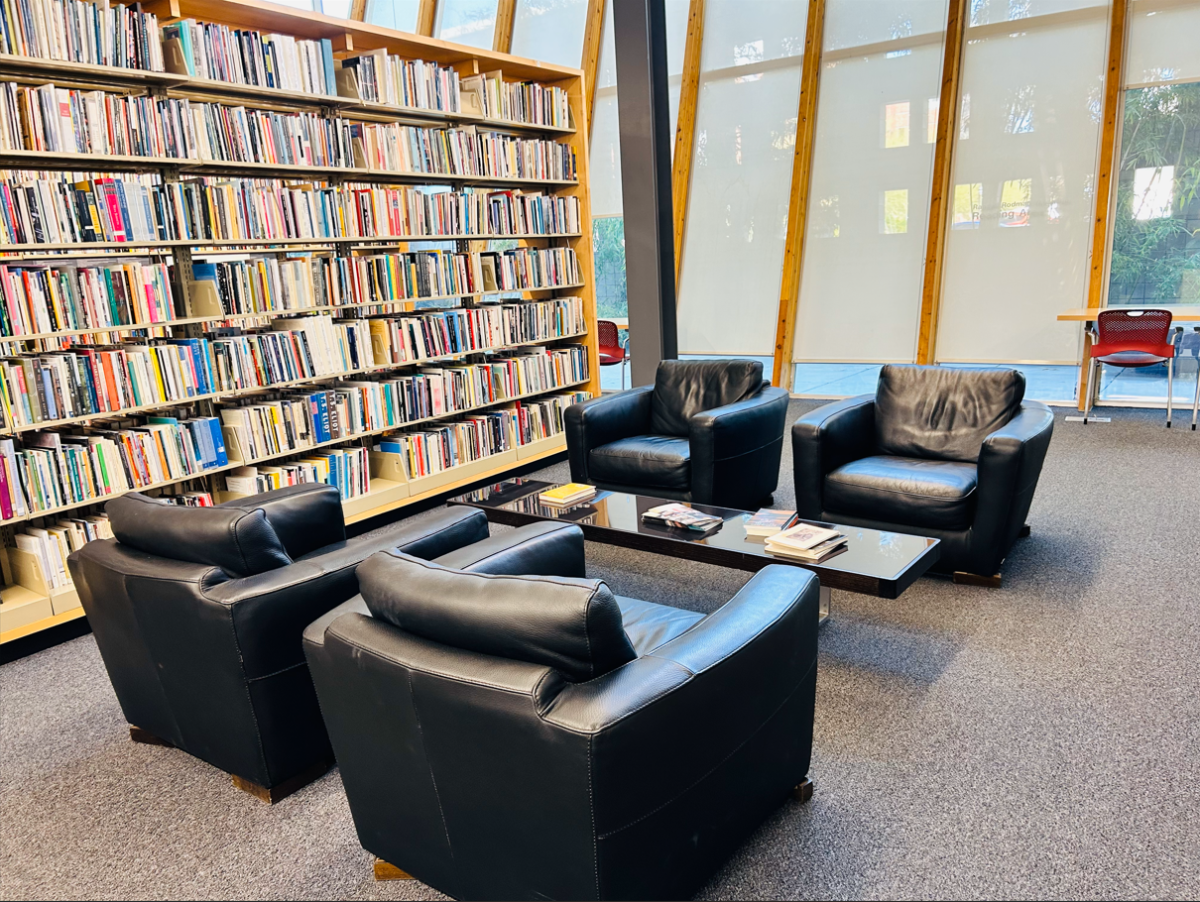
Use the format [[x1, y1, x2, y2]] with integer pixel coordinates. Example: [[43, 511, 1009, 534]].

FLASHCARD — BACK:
[[435, 0, 498, 49], [791, 0, 947, 383], [366, 0, 421, 31], [934, 0, 1109, 366], [511, 0, 590, 68], [677, 0, 808, 356]]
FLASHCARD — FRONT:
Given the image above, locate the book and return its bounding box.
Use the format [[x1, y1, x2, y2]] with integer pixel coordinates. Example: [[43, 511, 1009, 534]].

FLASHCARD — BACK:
[[768, 522, 843, 552], [642, 503, 723, 533], [744, 509, 799, 537], [763, 535, 849, 563], [539, 482, 596, 506]]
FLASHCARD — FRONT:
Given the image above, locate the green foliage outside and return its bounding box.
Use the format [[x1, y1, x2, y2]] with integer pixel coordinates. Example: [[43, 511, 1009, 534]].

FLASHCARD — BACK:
[[1109, 81, 1200, 306], [592, 217, 628, 318]]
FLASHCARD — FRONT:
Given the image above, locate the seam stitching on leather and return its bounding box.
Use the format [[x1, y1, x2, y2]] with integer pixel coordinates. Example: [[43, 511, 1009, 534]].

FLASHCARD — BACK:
[[406, 668, 456, 864], [246, 660, 307, 682], [596, 658, 817, 841], [582, 584, 598, 678], [711, 436, 783, 464], [227, 602, 273, 783], [828, 478, 977, 502], [588, 734, 599, 898], [387, 553, 600, 590]]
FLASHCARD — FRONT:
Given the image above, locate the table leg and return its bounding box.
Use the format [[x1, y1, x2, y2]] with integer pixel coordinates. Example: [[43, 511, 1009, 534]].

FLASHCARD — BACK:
[[819, 585, 831, 625]]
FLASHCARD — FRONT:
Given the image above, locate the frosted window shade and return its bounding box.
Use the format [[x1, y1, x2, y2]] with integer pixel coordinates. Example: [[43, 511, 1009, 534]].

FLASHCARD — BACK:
[[366, 0, 421, 32], [511, 0, 590, 68], [436, 0, 498, 50], [677, 0, 807, 356], [794, 0, 947, 364], [1126, 0, 1200, 87], [934, 6, 1109, 364]]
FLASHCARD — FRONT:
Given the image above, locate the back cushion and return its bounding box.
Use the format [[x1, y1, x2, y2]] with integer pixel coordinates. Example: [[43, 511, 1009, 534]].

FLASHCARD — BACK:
[[107, 492, 292, 578], [358, 551, 636, 682], [875, 365, 1025, 463], [650, 359, 764, 436]]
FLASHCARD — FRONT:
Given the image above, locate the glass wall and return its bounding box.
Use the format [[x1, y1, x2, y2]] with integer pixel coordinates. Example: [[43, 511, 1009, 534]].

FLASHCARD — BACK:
[[676, 0, 807, 356], [511, 0, 590, 68], [365, 0, 421, 31], [436, 0, 498, 49], [791, 0, 948, 395], [934, 1, 1110, 371]]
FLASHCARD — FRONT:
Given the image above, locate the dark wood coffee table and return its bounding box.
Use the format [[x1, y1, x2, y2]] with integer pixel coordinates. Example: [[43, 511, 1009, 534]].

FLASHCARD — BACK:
[[448, 479, 940, 622]]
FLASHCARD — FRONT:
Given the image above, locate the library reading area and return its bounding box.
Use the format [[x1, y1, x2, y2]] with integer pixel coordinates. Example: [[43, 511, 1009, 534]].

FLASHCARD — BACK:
[[0, 0, 1196, 900]]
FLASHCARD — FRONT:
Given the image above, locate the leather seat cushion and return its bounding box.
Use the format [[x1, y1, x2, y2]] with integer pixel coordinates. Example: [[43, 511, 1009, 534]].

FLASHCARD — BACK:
[[875, 364, 1024, 463], [589, 435, 691, 491], [650, 359, 764, 436], [357, 551, 636, 682], [824, 455, 979, 531], [1093, 349, 1171, 367], [107, 491, 293, 577], [616, 596, 704, 657]]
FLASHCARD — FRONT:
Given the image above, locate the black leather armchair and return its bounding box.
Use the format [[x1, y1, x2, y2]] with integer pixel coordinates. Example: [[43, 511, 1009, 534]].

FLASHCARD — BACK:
[[792, 364, 1054, 582], [67, 485, 488, 801], [304, 521, 820, 901], [565, 359, 789, 510]]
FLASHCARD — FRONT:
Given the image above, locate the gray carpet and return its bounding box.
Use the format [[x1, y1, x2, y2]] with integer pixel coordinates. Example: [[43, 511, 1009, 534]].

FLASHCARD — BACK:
[[3, 401, 1199, 900]]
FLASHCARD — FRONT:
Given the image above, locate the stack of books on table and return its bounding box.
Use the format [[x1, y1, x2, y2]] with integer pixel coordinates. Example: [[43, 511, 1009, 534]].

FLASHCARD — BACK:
[[642, 503, 722, 535], [539, 483, 596, 507], [764, 523, 848, 562], [743, 509, 800, 536]]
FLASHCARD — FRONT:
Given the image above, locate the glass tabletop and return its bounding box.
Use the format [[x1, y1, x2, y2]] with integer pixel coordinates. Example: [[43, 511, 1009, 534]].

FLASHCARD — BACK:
[[451, 479, 939, 584]]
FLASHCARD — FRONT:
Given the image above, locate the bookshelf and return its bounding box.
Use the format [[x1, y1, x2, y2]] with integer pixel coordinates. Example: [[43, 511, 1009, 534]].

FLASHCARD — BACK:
[[0, 0, 600, 644]]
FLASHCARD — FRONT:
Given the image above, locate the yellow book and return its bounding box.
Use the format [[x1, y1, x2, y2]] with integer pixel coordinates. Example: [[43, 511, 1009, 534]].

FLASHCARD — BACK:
[[148, 347, 168, 399], [539, 482, 595, 505]]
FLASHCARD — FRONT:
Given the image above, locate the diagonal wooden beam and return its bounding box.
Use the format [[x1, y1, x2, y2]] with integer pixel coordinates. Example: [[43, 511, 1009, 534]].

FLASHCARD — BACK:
[[1076, 0, 1130, 409], [494, 0, 517, 53], [581, 0, 606, 137], [770, 0, 826, 390], [350, 0, 367, 21], [671, 0, 705, 289], [416, 0, 438, 36], [915, 0, 968, 366]]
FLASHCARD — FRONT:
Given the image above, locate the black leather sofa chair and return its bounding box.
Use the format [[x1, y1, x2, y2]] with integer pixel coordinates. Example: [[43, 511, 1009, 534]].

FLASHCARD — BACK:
[[304, 521, 820, 901], [68, 485, 488, 801], [792, 364, 1054, 583], [565, 358, 789, 510]]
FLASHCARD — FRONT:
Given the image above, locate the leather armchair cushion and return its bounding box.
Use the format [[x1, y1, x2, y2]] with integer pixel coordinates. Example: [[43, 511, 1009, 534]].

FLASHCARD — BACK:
[[589, 435, 691, 491], [357, 551, 637, 682], [218, 483, 345, 559], [875, 364, 1025, 463], [616, 595, 704, 656], [107, 492, 292, 578], [650, 359, 764, 437], [825, 455, 979, 531]]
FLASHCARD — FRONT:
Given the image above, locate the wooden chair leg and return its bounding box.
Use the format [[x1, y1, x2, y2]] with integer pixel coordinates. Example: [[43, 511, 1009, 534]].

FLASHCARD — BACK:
[[374, 859, 414, 881], [129, 726, 174, 748], [791, 777, 814, 804], [231, 759, 333, 805]]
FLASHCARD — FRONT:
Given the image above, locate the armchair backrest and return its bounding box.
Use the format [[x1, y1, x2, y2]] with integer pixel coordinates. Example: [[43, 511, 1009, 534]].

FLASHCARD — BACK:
[[650, 358, 764, 436], [875, 364, 1025, 463], [358, 551, 636, 682]]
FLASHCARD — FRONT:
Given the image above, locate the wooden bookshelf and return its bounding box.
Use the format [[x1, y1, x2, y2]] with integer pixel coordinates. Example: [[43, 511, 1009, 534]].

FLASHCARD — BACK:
[[0, 0, 600, 642]]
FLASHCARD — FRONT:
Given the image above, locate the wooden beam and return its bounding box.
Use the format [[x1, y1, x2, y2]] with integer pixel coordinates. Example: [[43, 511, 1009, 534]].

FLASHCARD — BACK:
[[581, 0, 605, 138], [770, 0, 826, 390], [671, 0, 704, 289], [494, 0, 517, 53], [416, 0, 437, 36], [350, 0, 367, 22], [915, 0, 968, 366], [1077, 0, 1130, 409]]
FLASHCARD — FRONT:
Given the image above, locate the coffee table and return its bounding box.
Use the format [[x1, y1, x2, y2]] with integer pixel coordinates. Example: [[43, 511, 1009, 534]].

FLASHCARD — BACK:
[[448, 479, 941, 622]]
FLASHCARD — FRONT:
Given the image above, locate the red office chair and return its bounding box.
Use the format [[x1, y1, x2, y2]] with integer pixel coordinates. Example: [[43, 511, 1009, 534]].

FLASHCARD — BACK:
[[1083, 309, 1176, 426], [597, 319, 629, 389]]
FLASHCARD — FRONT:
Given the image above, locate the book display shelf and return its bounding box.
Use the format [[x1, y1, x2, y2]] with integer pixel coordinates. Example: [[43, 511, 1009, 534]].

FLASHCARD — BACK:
[[0, 0, 600, 644]]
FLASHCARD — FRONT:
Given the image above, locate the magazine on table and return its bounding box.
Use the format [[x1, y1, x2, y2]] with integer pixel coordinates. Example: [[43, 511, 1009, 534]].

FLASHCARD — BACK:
[[743, 509, 799, 536], [642, 503, 723, 533]]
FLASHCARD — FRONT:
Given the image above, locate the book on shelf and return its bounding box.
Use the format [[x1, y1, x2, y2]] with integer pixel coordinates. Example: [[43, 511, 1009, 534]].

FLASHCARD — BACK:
[[224, 446, 369, 501], [341, 50, 461, 112], [763, 523, 848, 562], [460, 73, 571, 129], [743, 509, 800, 537], [642, 503, 723, 534], [539, 483, 595, 506], [0, 0, 164, 71]]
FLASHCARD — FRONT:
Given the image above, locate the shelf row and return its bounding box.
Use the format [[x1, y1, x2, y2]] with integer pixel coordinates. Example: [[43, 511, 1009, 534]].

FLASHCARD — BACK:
[[0, 365, 590, 526]]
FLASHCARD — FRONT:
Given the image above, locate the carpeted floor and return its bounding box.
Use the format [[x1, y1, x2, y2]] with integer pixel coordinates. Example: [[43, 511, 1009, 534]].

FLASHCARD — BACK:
[[2, 401, 1199, 900]]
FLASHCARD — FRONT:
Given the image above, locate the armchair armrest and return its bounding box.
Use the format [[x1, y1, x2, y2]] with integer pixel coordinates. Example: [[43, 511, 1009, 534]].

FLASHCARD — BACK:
[[565, 386, 654, 484], [433, 522, 585, 578], [689, 386, 789, 506], [791, 395, 876, 519], [971, 401, 1055, 574], [218, 483, 345, 559], [541, 566, 820, 838]]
